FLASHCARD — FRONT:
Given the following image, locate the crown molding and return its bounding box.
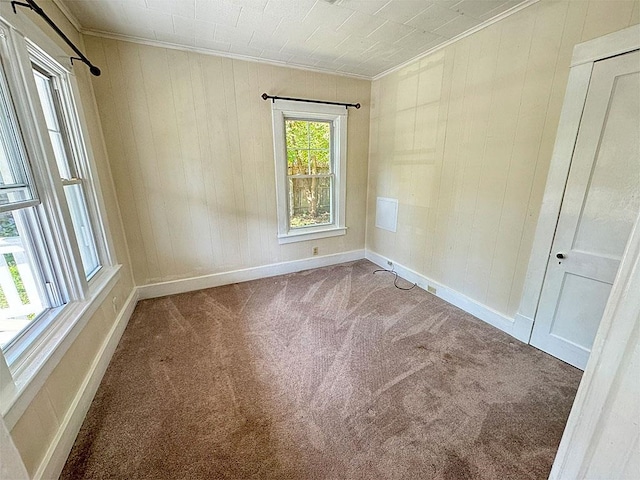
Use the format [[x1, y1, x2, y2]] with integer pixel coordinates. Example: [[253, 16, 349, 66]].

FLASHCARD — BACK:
[[372, 0, 540, 81], [44, 0, 539, 82], [50, 0, 82, 32], [81, 29, 372, 81]]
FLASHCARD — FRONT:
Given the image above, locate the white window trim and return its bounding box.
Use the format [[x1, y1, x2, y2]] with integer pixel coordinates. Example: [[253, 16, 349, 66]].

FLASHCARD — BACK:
[[29, 42, 107, 280], [0, 13, 121, 427], [1, 264, 121, 428], [271, 100, 348, 244], [27, 39, 114, 277]]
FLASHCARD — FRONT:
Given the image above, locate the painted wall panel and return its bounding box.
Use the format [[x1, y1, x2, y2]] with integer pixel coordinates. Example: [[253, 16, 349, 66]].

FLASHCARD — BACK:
[[367, 0, 639, 319], [86, 37, 372, 285], [10, 389, 58, 475], [7, 0, 636, 473]]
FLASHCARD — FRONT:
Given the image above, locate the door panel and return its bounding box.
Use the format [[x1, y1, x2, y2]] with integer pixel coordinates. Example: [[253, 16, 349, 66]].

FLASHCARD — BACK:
[[572, 71, 640, 258], [530, 50, 640, 369], [549, 274, 611, 347]]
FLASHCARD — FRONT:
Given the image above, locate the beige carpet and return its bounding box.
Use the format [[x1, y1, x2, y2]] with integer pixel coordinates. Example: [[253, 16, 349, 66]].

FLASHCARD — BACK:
[[60, 260, 581, 479]]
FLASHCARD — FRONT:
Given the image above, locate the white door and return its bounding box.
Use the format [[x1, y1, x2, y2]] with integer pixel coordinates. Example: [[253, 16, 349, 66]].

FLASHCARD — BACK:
[[530, 50, 640, 370]]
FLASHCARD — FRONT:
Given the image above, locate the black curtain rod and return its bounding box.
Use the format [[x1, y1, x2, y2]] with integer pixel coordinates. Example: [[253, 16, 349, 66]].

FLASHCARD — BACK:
[[12, 0, 101, 76], [261, 93, 360, 109]]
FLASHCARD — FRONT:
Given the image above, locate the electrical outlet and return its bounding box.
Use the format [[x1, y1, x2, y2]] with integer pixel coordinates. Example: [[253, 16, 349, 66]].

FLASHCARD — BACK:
[[312, 246, 318, 256], [427, 286, 437, 294], [386, 260, 393, 267]]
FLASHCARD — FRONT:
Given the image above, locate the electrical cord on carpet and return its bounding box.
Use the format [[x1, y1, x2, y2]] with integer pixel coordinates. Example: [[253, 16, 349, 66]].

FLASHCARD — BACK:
[[373, 268, 417, 291]]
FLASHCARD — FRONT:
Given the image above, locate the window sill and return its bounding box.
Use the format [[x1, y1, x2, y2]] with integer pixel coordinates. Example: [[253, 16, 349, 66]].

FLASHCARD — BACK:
[[278, 226, 347, 244], [0, 264, 122, 429]]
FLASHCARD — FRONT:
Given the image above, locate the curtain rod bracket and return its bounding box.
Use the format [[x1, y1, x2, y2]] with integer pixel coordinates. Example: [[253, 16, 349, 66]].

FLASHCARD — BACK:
[[11, 1, 31, 14], [12, 0, 101, 76], [262, 92, 360, 109], [70, 57, 101, 76]]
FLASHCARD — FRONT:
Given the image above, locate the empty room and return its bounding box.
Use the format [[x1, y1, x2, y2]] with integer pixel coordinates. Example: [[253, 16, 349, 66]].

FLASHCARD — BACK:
[[0, 0, 638, 479]]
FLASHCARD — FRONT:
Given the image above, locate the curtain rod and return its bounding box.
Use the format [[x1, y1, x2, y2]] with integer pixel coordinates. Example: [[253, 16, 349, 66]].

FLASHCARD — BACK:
[[11, 0, 101, 76], [261, 93, 360, 109]]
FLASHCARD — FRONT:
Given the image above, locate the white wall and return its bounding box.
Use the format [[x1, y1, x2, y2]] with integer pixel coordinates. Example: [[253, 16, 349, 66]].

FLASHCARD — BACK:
[[85, 36, 372, 287], [366, 0, 639, 320]]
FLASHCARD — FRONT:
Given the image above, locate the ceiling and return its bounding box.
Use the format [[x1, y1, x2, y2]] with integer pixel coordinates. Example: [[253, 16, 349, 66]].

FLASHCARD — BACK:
[[57, 0, 533, 78]]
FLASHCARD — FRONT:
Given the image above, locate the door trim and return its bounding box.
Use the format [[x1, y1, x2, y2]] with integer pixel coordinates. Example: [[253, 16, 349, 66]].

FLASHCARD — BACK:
[[514, 24, 640, 342], [572, 24, 640, 67]]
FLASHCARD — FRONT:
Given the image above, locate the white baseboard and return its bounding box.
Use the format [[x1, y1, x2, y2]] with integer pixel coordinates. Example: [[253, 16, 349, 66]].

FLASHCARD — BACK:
[[137, 249, 366, 299], [365, 250, 520, 341], [513, 313, 534, 343], [34, 288, 139, 480], [32, 249, 365, 479], [27, 248, 522, 479]]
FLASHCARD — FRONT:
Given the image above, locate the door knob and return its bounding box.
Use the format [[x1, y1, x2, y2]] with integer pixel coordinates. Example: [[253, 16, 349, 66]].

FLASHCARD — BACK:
[[556, 253, 565, 259]]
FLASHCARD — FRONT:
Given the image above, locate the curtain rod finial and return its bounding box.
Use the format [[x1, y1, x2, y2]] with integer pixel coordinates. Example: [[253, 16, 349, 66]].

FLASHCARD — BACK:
[[261, 93, 269, 100], [16, 0, 102, 77]]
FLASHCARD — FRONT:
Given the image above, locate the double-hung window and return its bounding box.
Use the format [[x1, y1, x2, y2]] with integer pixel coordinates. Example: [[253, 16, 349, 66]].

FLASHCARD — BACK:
[[271, 100, 348, 244], [0, 20, 114, 392], [31, 49, 101, 279], [0, 39, 57, 349]]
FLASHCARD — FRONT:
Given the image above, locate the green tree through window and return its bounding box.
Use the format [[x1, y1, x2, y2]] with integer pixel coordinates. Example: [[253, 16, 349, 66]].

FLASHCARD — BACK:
[[285, 120, 332, 228]]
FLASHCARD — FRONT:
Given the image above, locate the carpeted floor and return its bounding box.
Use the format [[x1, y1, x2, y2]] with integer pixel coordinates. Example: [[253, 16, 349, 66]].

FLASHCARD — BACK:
[[60, 260, 581, 480]]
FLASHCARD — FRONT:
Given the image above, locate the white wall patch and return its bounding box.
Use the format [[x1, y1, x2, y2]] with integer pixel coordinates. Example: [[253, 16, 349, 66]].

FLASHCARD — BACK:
[[375, 197, 398, 232]]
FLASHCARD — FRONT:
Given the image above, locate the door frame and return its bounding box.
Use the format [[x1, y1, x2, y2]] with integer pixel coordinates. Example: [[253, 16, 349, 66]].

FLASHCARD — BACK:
[[514, 24, 640, 342]]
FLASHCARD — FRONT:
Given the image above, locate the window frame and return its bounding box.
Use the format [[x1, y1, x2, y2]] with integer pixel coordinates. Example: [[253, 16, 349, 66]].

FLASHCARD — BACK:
[[29, 44, 103, 280], [271, 100, 348, 244], [0, 15, 120, 426], [0, 53, 39, 212]]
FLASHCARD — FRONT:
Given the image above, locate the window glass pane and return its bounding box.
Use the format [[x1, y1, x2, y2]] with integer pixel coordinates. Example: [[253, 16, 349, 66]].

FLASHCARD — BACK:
[[288, 149, 310, 175], [0, 210, 46, 347], [32, 68, 72, 179], [309, 121, 330, 150], [288, 176, 332, 229], [313, 150, 330, 174], [285, 120, 310, 149], [48, 131, 69, 173], [0, 65, 36, 209], [32, 70, 58, 130], [285, 118, 333, 230], [0, 187, 31, 207], [63, 184, 99, 278], [286, 120, 332, 177]]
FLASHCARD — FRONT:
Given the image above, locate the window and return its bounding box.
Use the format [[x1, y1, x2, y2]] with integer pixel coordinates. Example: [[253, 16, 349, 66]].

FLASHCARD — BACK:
[[31, 55, 100, 278], [0, 62, 37, 212], [271, 100, 347, 244], [0, 46, 57, 348], [0, 24, 114, 377]]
